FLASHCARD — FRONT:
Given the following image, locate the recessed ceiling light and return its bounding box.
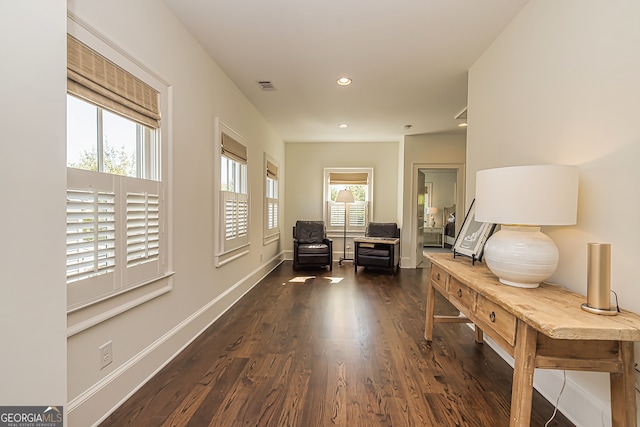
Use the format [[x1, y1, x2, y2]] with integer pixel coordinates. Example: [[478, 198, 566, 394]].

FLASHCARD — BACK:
[[337, 77, 352, 86], [338, 123, 349, 129]]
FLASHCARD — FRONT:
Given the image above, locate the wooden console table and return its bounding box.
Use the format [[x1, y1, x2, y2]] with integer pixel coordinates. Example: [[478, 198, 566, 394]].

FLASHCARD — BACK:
[[425, 253, 640, 427]]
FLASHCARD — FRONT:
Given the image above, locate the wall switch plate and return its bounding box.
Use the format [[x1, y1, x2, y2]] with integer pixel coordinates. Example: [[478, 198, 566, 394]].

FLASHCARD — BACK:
[[99, 341, 113, 370]]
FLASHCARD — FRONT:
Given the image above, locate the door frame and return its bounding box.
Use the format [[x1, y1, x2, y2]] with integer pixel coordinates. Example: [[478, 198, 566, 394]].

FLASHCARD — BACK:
[[409, 163, 465, 268]]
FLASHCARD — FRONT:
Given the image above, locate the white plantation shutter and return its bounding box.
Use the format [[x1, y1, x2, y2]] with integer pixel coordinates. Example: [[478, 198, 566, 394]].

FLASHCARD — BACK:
[[126, 192, 160, 266], [349, 202, 368, 227], [123, 178, 162, 286], [329, 202, 346, 227], [327, 201, 369, 230], [237, 196, 248, 236], [66, 189, 116, 282], [66, 168, 164, 308], [267, 199, 278, 229], [67, 169, 119, 307], [222, 191, 249, 250], [224, 195, 237, 239]]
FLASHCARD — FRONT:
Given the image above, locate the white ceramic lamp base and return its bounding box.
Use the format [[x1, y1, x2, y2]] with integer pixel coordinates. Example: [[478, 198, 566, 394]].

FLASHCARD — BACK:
[[483, 225, 559, 288]]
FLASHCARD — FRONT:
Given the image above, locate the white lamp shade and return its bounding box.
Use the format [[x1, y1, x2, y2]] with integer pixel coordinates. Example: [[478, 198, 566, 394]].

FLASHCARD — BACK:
[[426, 207, 438, 215], [475, 165, 579, 226], [336, 189, 355, 203]]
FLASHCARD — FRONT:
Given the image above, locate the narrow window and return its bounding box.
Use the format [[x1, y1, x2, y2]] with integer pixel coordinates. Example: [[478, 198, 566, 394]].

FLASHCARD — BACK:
[[216, 120, 249, 263], [264, 155, 280, 243], [66, 34, 165, 310]]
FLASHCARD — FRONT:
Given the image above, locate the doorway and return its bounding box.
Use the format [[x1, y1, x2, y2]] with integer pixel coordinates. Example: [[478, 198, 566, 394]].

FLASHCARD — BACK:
[[411, 164, 464, 268]]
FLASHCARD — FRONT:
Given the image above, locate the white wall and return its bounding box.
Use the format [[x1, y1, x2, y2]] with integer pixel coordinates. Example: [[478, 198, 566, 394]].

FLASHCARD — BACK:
[[0, 0, 67, 415], [284, 141, 399, 258], [467, 1, 640, 425], [64, 1, 285, 425]]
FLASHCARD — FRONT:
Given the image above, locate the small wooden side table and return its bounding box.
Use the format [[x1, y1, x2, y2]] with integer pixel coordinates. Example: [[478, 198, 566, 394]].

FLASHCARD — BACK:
[[425, 253, 640, 427]]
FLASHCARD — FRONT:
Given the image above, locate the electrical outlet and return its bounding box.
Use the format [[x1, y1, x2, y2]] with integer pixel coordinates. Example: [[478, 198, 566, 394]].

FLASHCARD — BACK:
[[99, 341, 113, 370]]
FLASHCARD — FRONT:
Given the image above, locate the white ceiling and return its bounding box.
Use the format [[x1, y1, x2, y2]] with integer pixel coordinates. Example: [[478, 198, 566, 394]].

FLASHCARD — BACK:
[[162, 0, 529, 143]]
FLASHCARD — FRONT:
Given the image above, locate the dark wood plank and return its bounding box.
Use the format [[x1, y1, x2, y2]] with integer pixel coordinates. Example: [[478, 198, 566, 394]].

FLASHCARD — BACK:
[[100, 261, 574, 427]]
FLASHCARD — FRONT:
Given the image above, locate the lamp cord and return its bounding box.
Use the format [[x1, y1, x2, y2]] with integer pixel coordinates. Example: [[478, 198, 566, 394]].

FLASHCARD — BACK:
[[610, 289, 621, 312], [544, 370, 567, 427]]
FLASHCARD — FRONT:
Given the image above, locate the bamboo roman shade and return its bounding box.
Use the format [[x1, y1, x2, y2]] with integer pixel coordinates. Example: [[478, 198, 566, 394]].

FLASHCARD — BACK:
[[266, 160, 278, 179], [67, 34, 160, 128], [221, 132, 247, 163], [329, 172, 368, 185]]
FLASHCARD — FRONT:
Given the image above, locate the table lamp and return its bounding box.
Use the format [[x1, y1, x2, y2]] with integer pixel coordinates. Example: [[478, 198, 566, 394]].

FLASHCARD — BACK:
[[475, 165, 579, 288], [426, 207, 438, 227]]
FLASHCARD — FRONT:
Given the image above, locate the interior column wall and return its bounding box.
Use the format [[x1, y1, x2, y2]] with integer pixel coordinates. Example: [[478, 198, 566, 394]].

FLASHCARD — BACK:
[[400, 134, 466, 267], [0, 0, 68, 412]]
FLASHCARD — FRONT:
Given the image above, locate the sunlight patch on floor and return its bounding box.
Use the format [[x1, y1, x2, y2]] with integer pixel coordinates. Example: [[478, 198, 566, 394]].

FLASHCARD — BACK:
[[285, 276, 344, 284], [288, 276, 316, 283]]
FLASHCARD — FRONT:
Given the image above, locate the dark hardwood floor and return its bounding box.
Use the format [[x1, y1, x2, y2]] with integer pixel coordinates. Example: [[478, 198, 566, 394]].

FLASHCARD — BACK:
[[100, 261, 573, 427]]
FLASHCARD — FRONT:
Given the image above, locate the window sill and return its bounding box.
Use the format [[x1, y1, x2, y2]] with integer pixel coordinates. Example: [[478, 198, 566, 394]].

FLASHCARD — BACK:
[[263, 232, 280, 245], [67, 272, 174, 337], [215, 244, 250, 267]]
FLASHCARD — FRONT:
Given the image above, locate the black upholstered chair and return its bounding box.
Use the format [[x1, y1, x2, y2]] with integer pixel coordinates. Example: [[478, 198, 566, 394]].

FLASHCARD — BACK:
[[293, 221, 333, 270], [354, 222, 400, 273]]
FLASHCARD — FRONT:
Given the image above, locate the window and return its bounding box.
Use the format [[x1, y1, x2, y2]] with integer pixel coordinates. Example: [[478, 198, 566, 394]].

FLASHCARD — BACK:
[[264, 155, 279, 243], [216, 119, 249, 265], [66, 33, 167, 310], [324, 168, 373, 233]]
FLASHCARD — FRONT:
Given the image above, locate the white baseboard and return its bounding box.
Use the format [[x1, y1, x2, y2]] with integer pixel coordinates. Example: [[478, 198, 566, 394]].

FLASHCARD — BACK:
[[400, 255, 412, 268], [68, 255, 284, 427]]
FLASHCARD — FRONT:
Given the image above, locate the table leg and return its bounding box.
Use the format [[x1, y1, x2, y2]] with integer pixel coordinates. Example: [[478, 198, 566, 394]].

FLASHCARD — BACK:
[[610, 341, 636, 426], [425, 281, 435, 341], [474, 325, 484, 344], [510, 322, 538, 427]]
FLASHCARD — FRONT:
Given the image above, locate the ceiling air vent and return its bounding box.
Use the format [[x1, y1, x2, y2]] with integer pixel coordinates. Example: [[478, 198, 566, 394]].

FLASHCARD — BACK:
[[257, 81, 276, 91]]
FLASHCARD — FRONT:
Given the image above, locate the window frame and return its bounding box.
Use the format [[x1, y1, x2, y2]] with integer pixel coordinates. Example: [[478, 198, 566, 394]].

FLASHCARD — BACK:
[[66, 17, 172, 319], [263, 153, 280, 245], [214, 118, 250, 266], [323, 167, 373, 235]]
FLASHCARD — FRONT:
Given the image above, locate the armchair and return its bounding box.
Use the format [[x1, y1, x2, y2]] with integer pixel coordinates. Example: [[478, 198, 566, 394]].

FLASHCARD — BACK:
[[354, 222, 400, 273], [293, 221, 333, 271]]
